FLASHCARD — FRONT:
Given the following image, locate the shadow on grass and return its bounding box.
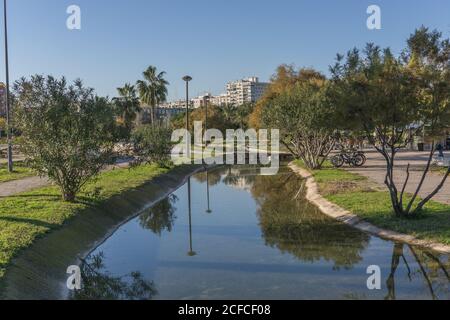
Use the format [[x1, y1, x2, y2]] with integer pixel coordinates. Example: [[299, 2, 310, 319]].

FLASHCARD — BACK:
[[0, 216, 58, 229]]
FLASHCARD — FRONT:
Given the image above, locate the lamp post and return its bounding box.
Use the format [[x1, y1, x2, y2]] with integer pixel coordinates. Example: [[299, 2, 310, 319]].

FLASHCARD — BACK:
[[206, 170, 212, 214], [187, 177, 196, 256], [3, 0, 12, 172], [205, 100, 208, 144], [182, 76, 192, 160]]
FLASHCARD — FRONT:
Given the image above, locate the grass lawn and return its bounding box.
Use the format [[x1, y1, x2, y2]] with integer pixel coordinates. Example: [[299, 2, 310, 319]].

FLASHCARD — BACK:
[[0, 162, 36, 183], [294, 160, 450, 246], [0, 163, 168, 278]]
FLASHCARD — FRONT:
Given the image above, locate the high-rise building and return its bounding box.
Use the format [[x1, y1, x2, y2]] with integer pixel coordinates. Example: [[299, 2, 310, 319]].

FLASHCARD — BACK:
[[226, 77, 268, 106]]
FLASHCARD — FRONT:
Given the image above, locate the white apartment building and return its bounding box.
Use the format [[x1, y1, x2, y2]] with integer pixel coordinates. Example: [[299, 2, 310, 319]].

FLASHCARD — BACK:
[[192, 93, 212, 109], [226, 77, 269, 106], [210, 93, 229, 107]]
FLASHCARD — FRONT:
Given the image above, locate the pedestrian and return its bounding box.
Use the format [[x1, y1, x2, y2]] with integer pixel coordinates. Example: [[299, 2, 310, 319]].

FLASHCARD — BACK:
[[436, 143, 444, 159]]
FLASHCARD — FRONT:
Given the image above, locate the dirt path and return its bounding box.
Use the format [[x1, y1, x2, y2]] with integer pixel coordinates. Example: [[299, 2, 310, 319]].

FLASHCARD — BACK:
[[346, 150, 450, 205]]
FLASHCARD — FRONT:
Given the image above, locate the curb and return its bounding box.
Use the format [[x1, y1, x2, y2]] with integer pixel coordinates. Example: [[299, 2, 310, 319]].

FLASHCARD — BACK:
[[289, 162, 450, 254]]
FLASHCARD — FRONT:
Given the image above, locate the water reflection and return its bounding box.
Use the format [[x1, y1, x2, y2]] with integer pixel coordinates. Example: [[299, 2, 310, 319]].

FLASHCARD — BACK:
[[71, 253, 157, 300], [139, 194, 178, 236], [250, 169, 369, 269], [187, 177, 196, 257], [83, 165, 449, 300], [206, 170, 212, 214], [385, 244, 450, 300]]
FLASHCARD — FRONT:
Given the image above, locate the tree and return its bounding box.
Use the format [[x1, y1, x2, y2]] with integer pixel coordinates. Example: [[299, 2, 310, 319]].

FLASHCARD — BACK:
[[13, 76, 117, 202], [171, 104, 237, 133], [262, 69, 337, 169], [249, 65, 310, 129], [0, 117, 5, 137], [113, 83, 141, 137], [329, 27, 450, 217], [233, 103, 254, 129], [131, 123, 174, 167], [136, 66, 169, 124]]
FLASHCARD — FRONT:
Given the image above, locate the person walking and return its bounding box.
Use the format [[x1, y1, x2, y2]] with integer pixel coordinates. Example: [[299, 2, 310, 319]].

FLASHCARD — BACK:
[[436, 143, 445, 159]]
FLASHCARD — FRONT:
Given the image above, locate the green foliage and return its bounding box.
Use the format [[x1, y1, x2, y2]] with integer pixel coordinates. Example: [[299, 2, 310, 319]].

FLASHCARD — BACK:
[[171, 103, 255, 133], [136, 66, 169, 124], [131, 124, 174, 167], [329, 27, 450, 217], [13, 75, 117, 202], [113, 83, 141, 139], [262, 69, 337, 169], [0, 163, 167, 278]]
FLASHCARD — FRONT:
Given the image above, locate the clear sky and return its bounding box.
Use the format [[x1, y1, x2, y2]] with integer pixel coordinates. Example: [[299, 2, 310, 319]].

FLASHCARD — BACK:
[[0, 0, 449, 100]]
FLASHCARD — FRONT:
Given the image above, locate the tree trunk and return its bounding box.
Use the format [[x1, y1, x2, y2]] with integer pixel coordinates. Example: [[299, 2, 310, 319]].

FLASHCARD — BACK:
[[63, 192, 76, 202]]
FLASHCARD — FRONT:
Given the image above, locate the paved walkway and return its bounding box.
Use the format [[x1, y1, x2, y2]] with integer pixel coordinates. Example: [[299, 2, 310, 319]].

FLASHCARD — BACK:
[[0, 160, 131, 199], [0, 176, 49, 198], [346, 150, 450, 205]]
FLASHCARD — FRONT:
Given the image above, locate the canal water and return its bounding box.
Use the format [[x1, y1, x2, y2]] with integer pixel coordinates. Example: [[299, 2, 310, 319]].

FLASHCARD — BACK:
[[71, 165, 449, 300]]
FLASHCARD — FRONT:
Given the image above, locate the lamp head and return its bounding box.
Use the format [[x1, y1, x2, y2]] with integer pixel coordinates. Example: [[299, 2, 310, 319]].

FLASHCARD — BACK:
[[182, 75, 192, 82]]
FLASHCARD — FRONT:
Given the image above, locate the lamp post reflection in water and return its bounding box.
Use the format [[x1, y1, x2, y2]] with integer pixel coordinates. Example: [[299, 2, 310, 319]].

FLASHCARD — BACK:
[[187, 177, 196, 256], [206, 170, 212, 214]]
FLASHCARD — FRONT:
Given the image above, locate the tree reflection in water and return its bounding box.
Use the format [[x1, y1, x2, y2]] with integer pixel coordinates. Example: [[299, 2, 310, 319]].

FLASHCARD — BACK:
[[139, 194, 178, 236], [70, 252, 157, 300], [386, 244, 450, 300], [218, 166, 370, 269]]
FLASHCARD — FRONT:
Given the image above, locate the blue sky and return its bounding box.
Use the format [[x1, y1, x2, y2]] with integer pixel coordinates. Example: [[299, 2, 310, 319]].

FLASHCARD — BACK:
[[0, 0, 449, 100]]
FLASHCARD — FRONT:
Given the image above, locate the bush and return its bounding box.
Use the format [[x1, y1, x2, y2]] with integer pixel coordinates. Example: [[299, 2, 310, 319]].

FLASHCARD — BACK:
[[13, 75, 117, 202], [131, 124, 174, 167]]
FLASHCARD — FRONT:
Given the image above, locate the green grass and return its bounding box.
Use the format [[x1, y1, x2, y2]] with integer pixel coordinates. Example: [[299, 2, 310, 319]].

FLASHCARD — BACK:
[[294, 160, 450, 246], [0, 164, 168, 278], [0, 162, 36, 183]]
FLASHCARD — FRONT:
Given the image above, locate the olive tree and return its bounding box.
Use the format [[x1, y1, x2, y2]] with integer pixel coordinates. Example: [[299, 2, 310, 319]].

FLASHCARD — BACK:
[[13, 75, 117, 202], [329, 28, 450, 217], [262, 70, 337, 169]]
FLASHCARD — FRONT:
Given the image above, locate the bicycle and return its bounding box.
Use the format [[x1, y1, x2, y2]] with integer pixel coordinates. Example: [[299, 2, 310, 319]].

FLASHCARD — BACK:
[[330, 148, 366, 168]]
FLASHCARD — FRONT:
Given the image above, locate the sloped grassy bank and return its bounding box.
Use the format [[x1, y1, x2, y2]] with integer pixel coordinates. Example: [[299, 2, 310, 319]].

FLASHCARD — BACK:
[[0, 164, 203, 300], [290, 160, 450, 252]]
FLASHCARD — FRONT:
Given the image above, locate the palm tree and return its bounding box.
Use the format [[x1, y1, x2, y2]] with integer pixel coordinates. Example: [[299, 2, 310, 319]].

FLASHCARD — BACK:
[[136, 66, 169, 124], [113, 83, 141, 132]]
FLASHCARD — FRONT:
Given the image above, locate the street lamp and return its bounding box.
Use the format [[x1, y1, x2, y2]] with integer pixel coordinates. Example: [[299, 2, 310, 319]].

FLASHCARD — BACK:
[[182, 76, 192, 160], [3, 0, 12, 172], [206, 170, 212, 214], [187, 177, 196, 257]]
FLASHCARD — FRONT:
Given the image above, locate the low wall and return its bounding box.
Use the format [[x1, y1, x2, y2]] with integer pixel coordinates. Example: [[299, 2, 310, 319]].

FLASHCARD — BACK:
[[289, 162, 450, 255]]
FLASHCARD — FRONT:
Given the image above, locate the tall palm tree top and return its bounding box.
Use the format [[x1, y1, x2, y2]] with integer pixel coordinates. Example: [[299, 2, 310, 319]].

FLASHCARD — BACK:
[[136, 66, 169, 123]]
